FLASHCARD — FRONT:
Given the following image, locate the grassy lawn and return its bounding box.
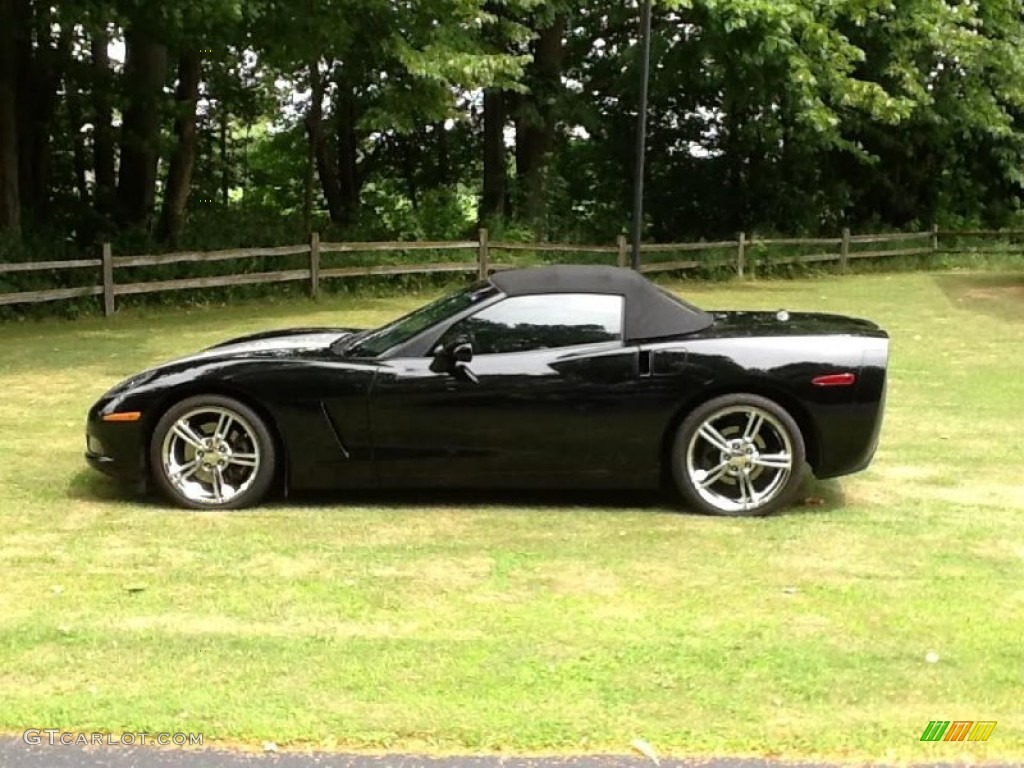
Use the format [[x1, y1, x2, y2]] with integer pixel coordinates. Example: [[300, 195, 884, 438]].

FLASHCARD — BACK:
[[0, 269, 1021, 763]]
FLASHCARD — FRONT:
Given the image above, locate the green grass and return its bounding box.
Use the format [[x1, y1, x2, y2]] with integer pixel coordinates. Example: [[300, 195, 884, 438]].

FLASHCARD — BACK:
[[1, 269, 1022, 763]]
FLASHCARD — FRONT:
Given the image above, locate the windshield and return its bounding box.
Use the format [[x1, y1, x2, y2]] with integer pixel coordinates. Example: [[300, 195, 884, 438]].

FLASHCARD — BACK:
[[346, 282, 499, 357]]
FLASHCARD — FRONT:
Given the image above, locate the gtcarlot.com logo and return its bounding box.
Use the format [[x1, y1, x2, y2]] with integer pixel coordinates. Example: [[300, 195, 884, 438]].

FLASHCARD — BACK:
[[23, 730, 204, 747]]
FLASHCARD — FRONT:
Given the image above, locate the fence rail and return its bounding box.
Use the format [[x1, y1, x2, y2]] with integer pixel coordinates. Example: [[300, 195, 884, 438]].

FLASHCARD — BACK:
[[0, 226, 1020, 315]]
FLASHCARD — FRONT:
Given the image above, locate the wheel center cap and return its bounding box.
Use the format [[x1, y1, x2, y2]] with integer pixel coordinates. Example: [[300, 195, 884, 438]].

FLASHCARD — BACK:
[[197, 441, 229, 469], [727, 445, 756, 470]]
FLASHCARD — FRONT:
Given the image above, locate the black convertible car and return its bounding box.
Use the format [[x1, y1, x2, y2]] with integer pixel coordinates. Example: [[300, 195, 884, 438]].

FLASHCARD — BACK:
[[86, 265, 889, 516]]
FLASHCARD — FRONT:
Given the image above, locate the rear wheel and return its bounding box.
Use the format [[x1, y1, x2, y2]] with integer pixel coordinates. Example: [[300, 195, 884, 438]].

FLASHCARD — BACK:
[[671, 393, 805, 517], [150, 395, 276, 510]]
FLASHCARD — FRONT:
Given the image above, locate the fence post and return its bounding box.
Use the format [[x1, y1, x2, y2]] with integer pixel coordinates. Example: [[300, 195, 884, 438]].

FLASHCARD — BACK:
[[840, 228, 850, 274], [616, 235, 628, 268], [309, 231, 321, 299], [736, 232, 746, 279], [477, 228, 489, 279], [931, 224, 939, 253], [102, 242, 114, 317]]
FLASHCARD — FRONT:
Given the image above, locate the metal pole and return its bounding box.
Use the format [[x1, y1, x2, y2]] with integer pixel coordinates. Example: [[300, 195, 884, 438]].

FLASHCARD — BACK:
[[630, 0, 654, 271]]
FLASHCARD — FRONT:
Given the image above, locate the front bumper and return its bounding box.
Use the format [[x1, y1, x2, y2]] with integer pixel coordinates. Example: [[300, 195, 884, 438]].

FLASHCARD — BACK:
[[85, 407, 148, 489]]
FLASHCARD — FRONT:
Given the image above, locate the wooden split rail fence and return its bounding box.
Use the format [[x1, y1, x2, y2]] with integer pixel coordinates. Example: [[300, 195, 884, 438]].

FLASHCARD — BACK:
[[0, 226, 1020, 316]]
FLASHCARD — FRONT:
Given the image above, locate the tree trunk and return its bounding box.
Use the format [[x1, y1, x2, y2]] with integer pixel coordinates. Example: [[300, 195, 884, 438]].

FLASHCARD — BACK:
[[90, 30, 116, 217], [403, 137, 418, 210], [305, 62, 344, 224], [13, 0, 34, 216], [302, 152, 314, 237], [302, 91, 315, 235], [66, 57, 89, 204], [435, 120, 449, 189], [335, 88, 361, 225], [219, 107, 229, 206], [0, 0, 20, 233], [116, 26, 168, 228], [13, 0, 59, 220], [481, 88, 507, 225], [722, 93, 747, 234], [68, 95, 89, 204], [27, 2, 61, 218], [515, 14, 565, 238], [158, 50, 202, 243]]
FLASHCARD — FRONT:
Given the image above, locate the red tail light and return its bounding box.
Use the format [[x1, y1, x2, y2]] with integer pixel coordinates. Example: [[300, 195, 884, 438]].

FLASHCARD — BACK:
[[812, 372, 856, 387]]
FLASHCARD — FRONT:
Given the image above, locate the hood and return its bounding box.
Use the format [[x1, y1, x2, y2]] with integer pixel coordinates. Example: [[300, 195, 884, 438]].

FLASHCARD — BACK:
[[201, 327, 360, 356], [703, 310, 886, 339], [144, 327, 358, 372], [98, 328, 364, 401]]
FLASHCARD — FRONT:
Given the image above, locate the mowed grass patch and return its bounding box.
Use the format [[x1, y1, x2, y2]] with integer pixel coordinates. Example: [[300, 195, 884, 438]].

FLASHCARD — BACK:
[[0, 270, 1022, 762]]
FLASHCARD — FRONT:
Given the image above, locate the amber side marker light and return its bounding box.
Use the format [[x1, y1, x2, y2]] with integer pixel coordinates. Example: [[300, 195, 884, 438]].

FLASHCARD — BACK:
[[102, 412, 142, 422], [812, 373, 856, 387]]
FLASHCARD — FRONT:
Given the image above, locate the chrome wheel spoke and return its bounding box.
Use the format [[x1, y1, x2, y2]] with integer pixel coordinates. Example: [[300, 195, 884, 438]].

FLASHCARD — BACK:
[[171, 420, 205, 451], [170, 458, 200, 485], [211, 467, 226, 503], [752, 452, 791, 469], [738, 473, 758, 509], [743, 412, 764, 442], [214, 412, 234, 442], [697, 461, 730, 488], [228, 452, 258, 468], [698, 424, 731, 453]]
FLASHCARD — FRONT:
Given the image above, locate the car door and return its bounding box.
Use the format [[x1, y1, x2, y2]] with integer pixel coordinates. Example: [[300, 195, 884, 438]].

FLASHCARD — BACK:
[[368, 293, 655, 488]]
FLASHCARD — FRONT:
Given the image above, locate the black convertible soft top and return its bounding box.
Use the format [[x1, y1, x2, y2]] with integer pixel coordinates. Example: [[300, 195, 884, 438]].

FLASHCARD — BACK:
[[490, 265, 713, 341]]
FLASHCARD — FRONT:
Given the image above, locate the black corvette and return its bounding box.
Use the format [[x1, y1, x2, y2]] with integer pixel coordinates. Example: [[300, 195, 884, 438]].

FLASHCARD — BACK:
[[86, 265, 889, 516]]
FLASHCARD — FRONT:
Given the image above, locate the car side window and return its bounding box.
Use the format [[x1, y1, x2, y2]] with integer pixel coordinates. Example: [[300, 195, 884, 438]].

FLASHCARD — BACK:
[[442, 293, 624, 355]]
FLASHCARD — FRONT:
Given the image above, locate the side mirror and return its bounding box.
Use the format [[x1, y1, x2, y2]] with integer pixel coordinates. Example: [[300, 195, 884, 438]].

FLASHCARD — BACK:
[[430, 339, 477, 382], [429, 344, 452, 374]]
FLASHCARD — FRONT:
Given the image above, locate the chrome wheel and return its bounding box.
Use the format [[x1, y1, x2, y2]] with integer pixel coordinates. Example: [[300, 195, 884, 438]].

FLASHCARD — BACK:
[[160, 406, 261, 506], [685, 404, 794, 514]]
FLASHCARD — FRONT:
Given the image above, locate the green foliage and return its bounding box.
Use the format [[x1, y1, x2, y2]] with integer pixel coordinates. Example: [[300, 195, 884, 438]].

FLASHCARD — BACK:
[[1, 0, 1023, 264], [560, 0, 1024, 239]]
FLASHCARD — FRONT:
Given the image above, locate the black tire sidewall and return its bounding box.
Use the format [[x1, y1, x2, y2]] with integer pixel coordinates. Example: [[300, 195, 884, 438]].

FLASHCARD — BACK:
[[149, 394, 276, 510], [671, 393, 806, 517]]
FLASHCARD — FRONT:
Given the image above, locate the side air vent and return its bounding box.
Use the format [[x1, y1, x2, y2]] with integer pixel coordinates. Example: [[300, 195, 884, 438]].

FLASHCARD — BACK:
[[638, 350, 653, 377]]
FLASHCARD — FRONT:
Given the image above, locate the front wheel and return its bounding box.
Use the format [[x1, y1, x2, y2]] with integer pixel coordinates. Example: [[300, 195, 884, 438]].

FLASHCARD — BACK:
[[671, 394, 805, 517], [150, 395, 276, 510]]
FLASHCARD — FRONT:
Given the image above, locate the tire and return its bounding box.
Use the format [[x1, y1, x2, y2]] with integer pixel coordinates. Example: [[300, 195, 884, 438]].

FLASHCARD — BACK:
[[150, 394, 276, 510], [670, 393, 805, 517]]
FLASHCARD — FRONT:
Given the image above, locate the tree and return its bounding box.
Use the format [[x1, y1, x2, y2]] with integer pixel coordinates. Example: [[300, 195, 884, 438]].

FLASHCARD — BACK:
[[481, 87, 509, 223], [1, 0, 1023, 249], [158, 48, 202, 242], [115, 21, 168, 227], [249, 0, 529, 231], [0, 0, 20, 233], [515, 6, 566, 237], [89, 23, 117, 219]]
